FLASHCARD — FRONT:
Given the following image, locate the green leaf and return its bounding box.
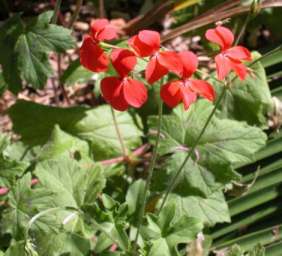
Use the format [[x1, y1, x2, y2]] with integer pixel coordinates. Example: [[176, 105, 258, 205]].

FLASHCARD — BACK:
[[148, 100, 266, 226], [0, 155, 28, 187], [34, 157, 105, 209], [2, 173, 53, 239], [4, 241, 27, 256], [0, 134, 28, 187], [141, 202, 203, 254], [0, 14, 23, 93], [249, 244, 265, 256], [0, 133, 9, 153], [170, 190, 230, 226], [226, 244, 244, 256], [37, 125, 92, 162], [126, 180, 146, 216], [9, 100, 143, 160], [149, 100, 266, 182], [15, 11, 75, 88], [92, 215, 130, 252], [15, 34, 53, 89], [34, 232, 90, 256], [152, 152, 224, 198], [60, 59, 94, 86], [214, 52, 273, 128], [148, 238, 171, 256], [0, 11, 75, 91], [27, 11, 75, 52]]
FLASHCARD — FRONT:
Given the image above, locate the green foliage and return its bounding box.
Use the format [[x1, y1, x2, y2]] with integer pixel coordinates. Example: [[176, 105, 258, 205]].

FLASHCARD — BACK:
[[214, 53, 273, 128], [60, 59, 94, 86], [0, 11, 75, 92], [8, 101, 143, 160], [141, 202, 203, 255], [35, 157, 105, 209], [1, 2, 282, 255]]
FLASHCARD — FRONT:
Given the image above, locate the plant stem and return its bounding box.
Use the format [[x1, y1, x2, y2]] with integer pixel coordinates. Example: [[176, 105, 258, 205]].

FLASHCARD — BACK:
[[68, 0, 83, 28], [99, 0, 105, 18], [57, 54, 71, 105], [157, 86, 227, 214], [100, 42, 120, 49], [110, 107, 128, 158], [133, 100, 163, 253], [234, 12, 251, 45], [51, 0, 62, 24], [51, 0, 71, 105]]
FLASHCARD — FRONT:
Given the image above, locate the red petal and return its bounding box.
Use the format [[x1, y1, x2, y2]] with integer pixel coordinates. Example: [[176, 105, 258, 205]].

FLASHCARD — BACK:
[[190, 80, 215, 101], [110, 94, 129, 111], [138, 30, 160, 51], [111, 48, 137, 77], [178, 51, 198, 78], [225, 46, 252, 61], [160, 81, 182, 108], [179, 86, 197, 110], [215, 54, 232, 80], [90, 19, 117, 41], [100, 76, 128, 111], [157, 51, 183, 77], [100, 76, 122, 102], [97, 26, 117, 41], [123, 78, 148, 108], [145, 57, 168, 84], [80, 35, 109, 72], [229, 59, 249, 80], [128, 30, 160, 57], [128, 35, 151, 57], [205, 26, 234, 50], [91, 19, 109, 33]]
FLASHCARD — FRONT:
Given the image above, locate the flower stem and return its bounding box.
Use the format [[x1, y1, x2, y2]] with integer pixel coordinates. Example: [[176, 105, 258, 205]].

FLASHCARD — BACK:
[[68, 0, 83, 28], [133, 100, 163, 253], [51, 0, 62, 24], [100, 42, 120, 49], [157, 86, 227, 214], [110, 107, 128, 158]]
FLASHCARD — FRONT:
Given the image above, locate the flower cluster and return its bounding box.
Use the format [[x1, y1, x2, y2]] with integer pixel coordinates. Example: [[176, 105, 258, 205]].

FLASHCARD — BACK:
[[205, 26, 252, 80], [80, 19, 252, 111]]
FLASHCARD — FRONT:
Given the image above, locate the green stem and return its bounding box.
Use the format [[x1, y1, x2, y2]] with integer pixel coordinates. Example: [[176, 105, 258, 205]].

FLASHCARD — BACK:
[[157, 86, 227, 214], [234, 9, 251, 45], [111, 107, 127, 158], [133, 100, 163, 253], [68, 0, 83, 28], [100, 42, 121, 49], [51, 0, 62, 24]]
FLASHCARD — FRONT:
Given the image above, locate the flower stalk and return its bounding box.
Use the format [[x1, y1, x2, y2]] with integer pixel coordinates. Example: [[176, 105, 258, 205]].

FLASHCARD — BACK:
[[157, 85, 228, 214], [133, 98, 163, 253], [110, 107, 128, 158]]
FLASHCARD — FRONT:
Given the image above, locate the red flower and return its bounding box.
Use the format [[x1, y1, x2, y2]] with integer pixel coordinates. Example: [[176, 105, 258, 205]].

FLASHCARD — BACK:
[[80, 19, 117, 73], [80, 35, 109, 72], [101, 49, 148, 111], [205, 25, 252, 80], [161, 51, 215, 110], [128, 30, 182, 84], [90, 19, 117, 42], [101, 76, 147, 111], [111, 48, 137, 77]]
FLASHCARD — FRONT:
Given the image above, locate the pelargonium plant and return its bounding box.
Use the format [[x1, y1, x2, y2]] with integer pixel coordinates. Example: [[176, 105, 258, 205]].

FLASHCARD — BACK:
[[79, 18, 253, 254]]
